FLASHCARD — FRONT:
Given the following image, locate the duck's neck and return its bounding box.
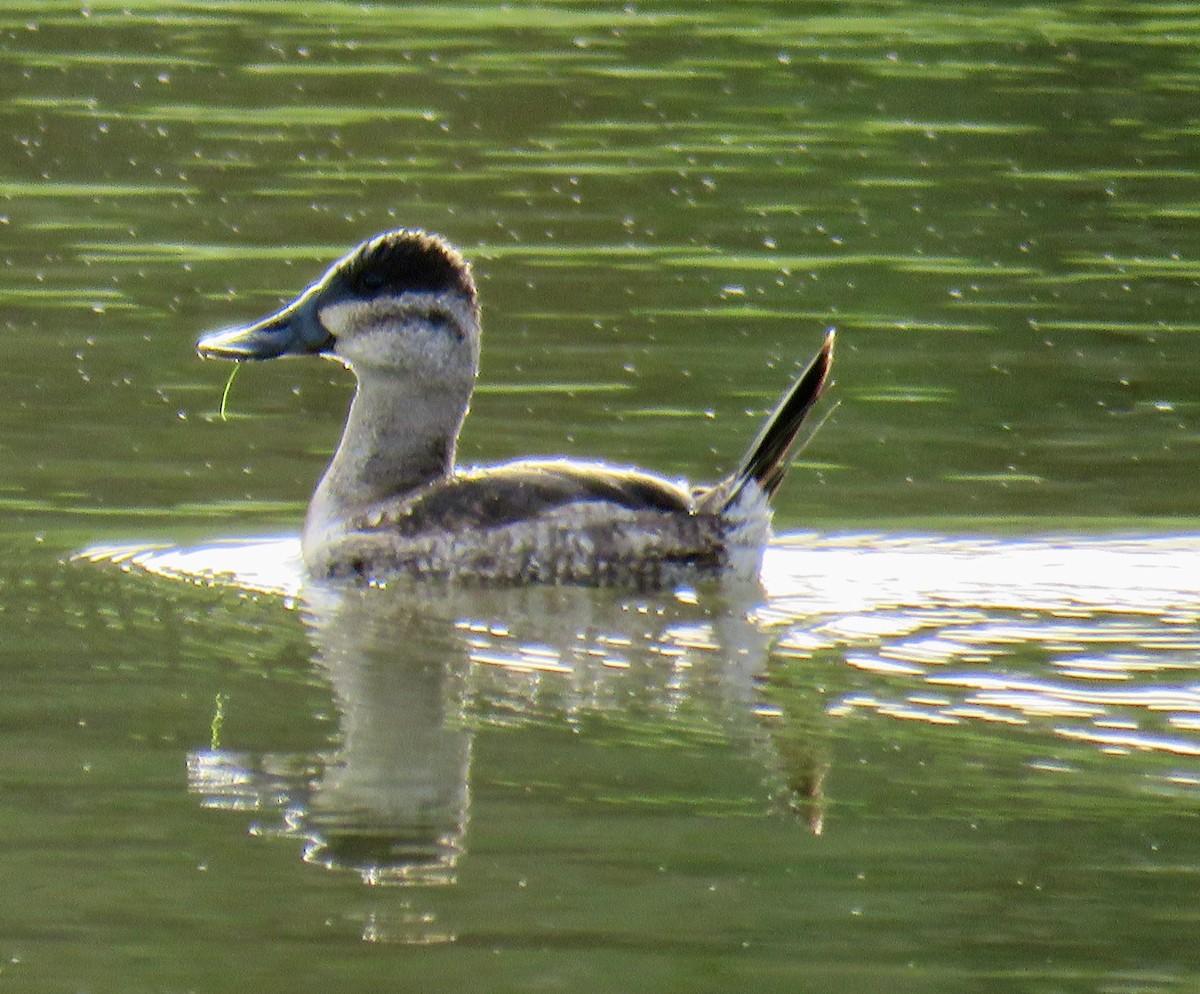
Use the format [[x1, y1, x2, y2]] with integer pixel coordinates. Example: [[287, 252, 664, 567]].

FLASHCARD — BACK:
[[304, 369, 467, 548]]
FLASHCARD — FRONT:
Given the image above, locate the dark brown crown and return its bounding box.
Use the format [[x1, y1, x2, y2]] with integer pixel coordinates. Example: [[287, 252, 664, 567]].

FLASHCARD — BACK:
[[334, 229, 476, 305]]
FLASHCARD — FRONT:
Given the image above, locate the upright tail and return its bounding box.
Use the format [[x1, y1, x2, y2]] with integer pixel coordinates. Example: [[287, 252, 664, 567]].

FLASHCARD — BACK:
[[712, 329, 834, 512]]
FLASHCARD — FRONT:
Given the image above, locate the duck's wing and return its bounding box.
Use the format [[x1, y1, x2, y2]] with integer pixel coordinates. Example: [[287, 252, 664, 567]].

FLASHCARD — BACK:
[[356, 459, 695, 536]]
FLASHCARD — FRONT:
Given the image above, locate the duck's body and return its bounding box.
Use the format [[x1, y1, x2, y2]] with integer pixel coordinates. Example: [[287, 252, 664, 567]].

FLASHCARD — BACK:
[[197, 230, 833, 587], [304, 459, 766, 586]]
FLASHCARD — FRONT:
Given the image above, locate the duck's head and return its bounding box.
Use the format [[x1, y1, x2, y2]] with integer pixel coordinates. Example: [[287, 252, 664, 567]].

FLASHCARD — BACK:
[[197, 229, 481, 387]]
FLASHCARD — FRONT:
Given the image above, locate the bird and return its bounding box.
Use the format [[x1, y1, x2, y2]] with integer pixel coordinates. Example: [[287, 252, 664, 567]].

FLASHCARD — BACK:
[[197, 229, 833, 587]]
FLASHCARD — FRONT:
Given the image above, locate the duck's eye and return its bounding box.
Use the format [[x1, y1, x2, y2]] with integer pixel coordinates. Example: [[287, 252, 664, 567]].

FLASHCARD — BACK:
[[358, 269, 386, 292]]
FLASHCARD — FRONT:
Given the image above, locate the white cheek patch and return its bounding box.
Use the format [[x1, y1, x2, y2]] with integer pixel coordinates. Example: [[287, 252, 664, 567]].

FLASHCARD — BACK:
[[317, 294, 478, 372], [318, 298, 390, 337], [319, 294, 474, 339]]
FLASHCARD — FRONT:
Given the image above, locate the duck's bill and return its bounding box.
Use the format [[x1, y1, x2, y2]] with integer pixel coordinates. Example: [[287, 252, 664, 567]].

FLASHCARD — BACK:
[[197, 301, 332, 360]]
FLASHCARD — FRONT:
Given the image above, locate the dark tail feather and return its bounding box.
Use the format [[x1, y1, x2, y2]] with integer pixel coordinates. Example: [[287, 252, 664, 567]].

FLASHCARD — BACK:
[[718, 329, 834, 510]]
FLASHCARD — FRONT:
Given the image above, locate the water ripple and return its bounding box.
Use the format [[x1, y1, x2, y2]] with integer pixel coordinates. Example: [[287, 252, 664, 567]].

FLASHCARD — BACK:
[[82, 531, 1200, 766], [766, 532, 1200, 765]]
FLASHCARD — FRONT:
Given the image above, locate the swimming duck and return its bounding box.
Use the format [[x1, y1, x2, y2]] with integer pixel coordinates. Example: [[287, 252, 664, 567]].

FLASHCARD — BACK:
[[197, 230, 833, 586]]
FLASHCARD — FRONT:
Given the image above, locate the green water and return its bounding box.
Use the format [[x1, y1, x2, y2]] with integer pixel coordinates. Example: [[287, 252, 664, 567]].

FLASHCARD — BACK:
[[4, 3, 1200, 991]]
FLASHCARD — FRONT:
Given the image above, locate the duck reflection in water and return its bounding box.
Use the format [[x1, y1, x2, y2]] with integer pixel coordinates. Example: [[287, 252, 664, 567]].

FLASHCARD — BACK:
[[187, 579, 830, 926]]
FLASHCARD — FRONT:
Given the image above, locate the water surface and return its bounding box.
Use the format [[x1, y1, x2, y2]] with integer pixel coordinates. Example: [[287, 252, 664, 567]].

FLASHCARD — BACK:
[[4, 3, 1200, 991]]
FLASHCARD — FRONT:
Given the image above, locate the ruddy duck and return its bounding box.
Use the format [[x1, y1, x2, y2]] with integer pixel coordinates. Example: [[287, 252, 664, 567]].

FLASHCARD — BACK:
[[197, 230, 833, 586]]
